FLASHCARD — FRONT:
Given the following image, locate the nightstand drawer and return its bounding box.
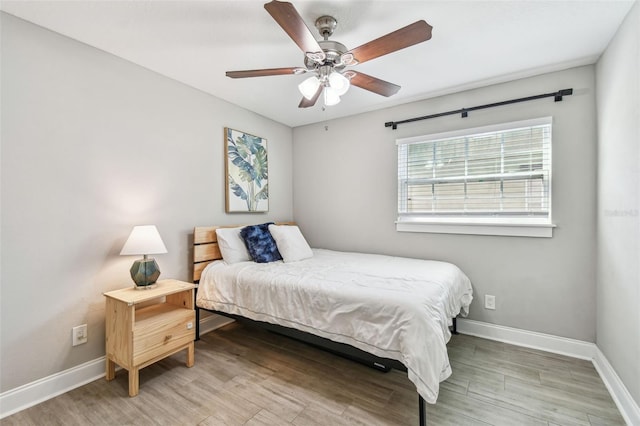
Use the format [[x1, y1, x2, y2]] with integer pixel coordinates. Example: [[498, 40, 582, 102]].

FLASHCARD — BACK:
[[133, 306, 195, 365]]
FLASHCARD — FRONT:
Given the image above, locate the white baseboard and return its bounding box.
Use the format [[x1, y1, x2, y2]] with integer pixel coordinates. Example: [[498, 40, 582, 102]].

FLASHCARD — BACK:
[[0, 314, 234, 419], [198, 313, 235, 336], [456, 318, 596, 359], [593, 347, 640, 426], [457, 318, 639, 425], [0, 357, 106, 419], [2, 318, 637, 425]]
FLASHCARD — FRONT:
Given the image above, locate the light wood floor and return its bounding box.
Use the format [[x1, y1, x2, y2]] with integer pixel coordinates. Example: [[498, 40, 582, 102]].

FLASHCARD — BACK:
[[2, 322, 625, 426]]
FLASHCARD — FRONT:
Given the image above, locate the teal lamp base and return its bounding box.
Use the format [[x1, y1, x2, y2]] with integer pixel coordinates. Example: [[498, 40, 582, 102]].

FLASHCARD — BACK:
[[130, 258, 161, 289]]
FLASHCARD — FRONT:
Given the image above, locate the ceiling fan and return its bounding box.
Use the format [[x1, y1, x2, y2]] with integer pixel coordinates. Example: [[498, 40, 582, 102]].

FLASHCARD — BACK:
[[225, 0, 433, 108]]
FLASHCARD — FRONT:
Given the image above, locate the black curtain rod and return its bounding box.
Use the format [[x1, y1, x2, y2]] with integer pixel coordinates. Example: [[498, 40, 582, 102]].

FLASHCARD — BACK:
[[385, 88, 573, 130]]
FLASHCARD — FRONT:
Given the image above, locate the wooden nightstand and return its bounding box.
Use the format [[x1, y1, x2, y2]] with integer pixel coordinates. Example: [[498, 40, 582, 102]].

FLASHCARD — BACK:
[[104, 279, 196, 396]]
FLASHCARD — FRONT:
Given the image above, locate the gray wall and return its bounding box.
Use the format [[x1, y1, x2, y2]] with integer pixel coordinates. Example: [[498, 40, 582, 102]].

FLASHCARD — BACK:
[[596, 1, 640, 407], [293, 66, 598, 342], [0, 13, 293, 392]]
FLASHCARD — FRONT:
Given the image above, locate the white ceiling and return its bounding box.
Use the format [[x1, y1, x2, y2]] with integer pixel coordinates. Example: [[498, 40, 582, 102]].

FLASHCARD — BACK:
[[1, 0, 635, 127]]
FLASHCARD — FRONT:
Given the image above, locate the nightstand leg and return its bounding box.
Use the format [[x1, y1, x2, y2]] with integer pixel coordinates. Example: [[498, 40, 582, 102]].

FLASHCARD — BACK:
[[186, 341, 195, 368], [106, 358, 116, 381], [128, 368, 139, 397]]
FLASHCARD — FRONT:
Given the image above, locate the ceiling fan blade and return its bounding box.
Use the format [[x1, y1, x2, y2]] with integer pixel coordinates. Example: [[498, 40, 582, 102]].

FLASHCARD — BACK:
[[346, 20, 432, 65], [298, 85, 323, 108], [226, 67, 305, 78], [348, 71, 401, 97], [264, 1, 325, 60]]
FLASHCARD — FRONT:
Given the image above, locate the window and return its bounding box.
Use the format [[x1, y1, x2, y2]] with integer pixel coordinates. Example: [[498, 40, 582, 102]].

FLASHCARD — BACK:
[[397, 117, 554, 237]]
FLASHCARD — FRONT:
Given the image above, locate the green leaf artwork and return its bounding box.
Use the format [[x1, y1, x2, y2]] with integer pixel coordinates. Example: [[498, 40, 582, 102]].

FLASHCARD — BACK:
[[225, 128, 269, 212]]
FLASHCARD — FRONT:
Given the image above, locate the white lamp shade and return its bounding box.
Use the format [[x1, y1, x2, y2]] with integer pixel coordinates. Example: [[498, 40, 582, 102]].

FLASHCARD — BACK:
[[328, 71, 350, 96], [120, 225, 168, 256], [324, 86, 341, 106], [298, 76, 320, 100]]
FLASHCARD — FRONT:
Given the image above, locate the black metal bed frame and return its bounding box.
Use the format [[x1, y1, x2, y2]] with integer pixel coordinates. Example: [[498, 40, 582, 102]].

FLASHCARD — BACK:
[[195, 303, 458, 426]]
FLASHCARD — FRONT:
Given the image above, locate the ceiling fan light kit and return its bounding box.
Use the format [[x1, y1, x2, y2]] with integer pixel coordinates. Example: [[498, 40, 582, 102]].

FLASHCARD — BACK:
[[225, 0, 433, 109], [324, 86, 341, 106], [298, 75, 321, 100], [299, 65, 350, 104], [328, 72, 349, 96]]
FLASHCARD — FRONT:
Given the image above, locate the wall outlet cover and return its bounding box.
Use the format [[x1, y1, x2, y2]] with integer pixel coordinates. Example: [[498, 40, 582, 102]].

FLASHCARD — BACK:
[[72, 324, 88, 346], [485, 295, 496, 310]]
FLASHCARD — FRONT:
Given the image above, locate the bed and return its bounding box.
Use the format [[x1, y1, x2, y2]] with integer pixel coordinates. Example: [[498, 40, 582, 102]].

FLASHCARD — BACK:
[[192, 223, 473, 424]]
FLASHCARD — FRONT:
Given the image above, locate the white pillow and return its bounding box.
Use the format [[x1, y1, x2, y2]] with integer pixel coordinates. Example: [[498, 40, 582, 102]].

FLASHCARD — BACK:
[[268, 225, 313, 263], [216, 227, 251, 264]]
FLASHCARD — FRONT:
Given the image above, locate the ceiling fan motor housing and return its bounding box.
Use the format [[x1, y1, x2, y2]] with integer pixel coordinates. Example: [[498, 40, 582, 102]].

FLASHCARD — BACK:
[[304, 39, 348, 70], [303, 15, 349, 71]]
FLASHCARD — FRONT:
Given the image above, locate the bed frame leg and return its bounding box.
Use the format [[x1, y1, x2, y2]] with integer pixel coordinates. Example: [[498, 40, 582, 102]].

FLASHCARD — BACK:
[[419, 394, 426, 426], [193, 286, 202, 341], [452, 317, 459, 335], [195, 307, 201, 341]]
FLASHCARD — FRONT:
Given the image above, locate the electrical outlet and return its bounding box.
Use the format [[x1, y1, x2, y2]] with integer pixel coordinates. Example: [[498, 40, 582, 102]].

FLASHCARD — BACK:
[[72, 324, 88, 346], [484, 295, 496, 310]]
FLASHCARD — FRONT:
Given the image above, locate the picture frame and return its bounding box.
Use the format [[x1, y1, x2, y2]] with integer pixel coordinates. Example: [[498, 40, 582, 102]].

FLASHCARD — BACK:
[[224, 127, 269, 213]]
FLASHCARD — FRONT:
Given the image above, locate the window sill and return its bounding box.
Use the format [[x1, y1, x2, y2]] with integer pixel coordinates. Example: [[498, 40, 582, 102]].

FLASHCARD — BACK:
[[395, 221, 555, 238]]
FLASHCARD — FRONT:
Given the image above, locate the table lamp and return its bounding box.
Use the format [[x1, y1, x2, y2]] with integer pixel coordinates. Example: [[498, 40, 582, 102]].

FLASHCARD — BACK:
[[120, 225, 168, 289]]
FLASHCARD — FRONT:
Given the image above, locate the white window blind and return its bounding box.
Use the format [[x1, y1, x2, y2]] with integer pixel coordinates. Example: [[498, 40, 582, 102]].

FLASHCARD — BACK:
[[397, 117, 553, 236]]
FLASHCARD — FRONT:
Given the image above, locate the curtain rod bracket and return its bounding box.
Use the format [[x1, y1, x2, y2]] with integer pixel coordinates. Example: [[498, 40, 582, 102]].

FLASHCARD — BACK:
[[554, 88, 573, 102]]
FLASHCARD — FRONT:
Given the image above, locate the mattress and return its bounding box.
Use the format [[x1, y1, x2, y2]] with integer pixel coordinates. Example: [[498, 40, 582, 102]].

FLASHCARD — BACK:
[[196, 248, 473, 403]]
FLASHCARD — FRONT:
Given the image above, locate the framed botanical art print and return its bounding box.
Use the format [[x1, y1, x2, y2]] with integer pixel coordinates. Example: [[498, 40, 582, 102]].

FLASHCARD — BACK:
[[224, 127, 269, 213]]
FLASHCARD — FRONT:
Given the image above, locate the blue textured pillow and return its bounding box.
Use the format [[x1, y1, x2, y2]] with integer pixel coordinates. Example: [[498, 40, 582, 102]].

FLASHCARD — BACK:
[[240, 223, 282, 263]]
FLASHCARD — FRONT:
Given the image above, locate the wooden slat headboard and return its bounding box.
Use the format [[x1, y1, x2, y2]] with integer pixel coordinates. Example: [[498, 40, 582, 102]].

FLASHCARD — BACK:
[[193, 222, 295, 282]]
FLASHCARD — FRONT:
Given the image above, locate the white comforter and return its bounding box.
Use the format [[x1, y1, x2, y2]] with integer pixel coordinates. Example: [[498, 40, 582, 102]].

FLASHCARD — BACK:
[[197, 249, 473, 403]]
